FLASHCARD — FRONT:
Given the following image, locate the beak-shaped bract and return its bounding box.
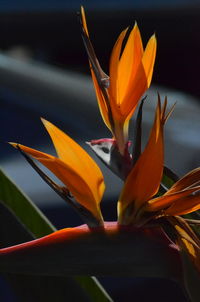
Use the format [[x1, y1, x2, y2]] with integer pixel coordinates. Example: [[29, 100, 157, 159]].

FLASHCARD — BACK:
[[80, 7, 157, 155], [10, 119, 105, 223]]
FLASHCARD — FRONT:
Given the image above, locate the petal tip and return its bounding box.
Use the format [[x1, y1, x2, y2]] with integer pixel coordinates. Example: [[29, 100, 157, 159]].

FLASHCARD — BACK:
[[40, 117, 48, 124], [8, 142, 18, 148]]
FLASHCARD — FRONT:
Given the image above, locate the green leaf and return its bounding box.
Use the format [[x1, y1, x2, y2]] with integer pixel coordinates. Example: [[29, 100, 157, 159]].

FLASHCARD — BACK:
[[0, 168, 55, 237], [0, 202, 91, 302], [0, 167, 112, 301], [76, 277, 113, 302], [162, 166, 179, 189]]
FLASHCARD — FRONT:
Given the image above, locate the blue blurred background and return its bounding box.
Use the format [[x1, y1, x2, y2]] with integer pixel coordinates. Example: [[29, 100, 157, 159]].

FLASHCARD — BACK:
[[0, 0, 200, 301]]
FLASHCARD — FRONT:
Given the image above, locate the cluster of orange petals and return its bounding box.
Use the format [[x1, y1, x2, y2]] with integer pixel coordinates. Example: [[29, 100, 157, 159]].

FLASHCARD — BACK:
[[11, 119, 105, 224], [81, 7, 157, 155]]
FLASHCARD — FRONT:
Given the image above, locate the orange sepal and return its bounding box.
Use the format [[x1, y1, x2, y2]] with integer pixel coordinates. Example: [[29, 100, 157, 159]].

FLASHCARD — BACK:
[[146, 186, 200, 213], [164, 192, 200, 216], [10, 133, 105, 223], [142, 34, 157, 87], [118, 100, 166, 224], [167, 167, 200, 194]]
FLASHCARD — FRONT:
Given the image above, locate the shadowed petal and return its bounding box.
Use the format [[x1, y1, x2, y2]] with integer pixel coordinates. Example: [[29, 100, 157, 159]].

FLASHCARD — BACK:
[[164, 192, 200, 216], [90, 69, 112, 130], [146, 186, 200, 213], [167, 167, 200, 194], [168, 216, 200, 273]]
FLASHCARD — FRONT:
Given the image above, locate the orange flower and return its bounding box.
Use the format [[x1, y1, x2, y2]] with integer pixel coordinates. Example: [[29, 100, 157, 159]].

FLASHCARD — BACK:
[[10, 119, 105, 224], [80, 7, 157, 155]]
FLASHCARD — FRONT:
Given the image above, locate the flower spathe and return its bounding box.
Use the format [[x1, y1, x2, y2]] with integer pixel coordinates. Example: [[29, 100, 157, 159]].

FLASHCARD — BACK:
[[10, 119, 105, 224], [81, 7, 157, 155]]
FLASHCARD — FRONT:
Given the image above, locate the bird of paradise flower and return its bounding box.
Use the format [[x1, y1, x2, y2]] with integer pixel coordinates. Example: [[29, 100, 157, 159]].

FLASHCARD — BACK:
[[0, 7, 199, 302]]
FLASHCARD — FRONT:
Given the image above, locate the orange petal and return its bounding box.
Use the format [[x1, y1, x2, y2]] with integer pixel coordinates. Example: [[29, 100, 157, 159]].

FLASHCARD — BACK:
[[10, 141, 105, 222], [109, 28, 128, 105], [146, 186, 200, 213], [167, 167, 200, 194], [164, 192, 200, 216], [41, 119, 104, 193], [119, 33, 156, 118], [142, 34, 157, 87], [120, 61, 147, 117], [118, 100, 165, 223], [118, 23, 144, 104], [91, 69, 112, 131], [80, 6, 89, 36], [168, 216, 200, 273]]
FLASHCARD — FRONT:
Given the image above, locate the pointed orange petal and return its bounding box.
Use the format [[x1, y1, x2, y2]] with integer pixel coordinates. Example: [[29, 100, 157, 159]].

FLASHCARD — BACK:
[[168, 167, 200, 194], [120, 62, 147, 117], [10, 142, 105, 221], [164, 192, 200, 216], [80, 6, 89, 36], [142, 34, 157, 87], [41, 119, 104, 192], [118, 101, 165, 223], [119, 33, 156, 119], [91, 69, 112, 131], [109, 27, 128, 105], [146, 186, 200, 213], [118, 23, 144, 103]]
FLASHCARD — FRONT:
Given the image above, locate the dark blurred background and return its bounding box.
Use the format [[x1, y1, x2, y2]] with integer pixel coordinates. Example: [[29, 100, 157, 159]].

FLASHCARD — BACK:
[[0, 0, 200, 301], [1, 0, 200, 95]]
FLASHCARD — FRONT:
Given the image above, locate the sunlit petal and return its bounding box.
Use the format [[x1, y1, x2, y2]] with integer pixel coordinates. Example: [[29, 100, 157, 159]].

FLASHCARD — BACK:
[[118, 23, 144, 103], [142, 34, 157, 87], [90, 69, 111, 130], [118, 100, 165, 223], [109, 28, 128, 104], [10, 137, 105, 222], [41, 119, 104, 191], [120, 62, 147, 117]]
